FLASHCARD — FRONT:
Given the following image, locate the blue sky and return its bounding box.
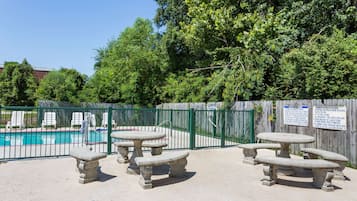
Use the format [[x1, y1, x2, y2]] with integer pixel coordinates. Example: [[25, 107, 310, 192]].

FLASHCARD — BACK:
[[0, 0, 158, 76]]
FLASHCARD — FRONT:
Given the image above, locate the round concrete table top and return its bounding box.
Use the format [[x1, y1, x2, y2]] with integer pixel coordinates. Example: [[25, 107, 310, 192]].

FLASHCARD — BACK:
[[257, 132, 315, 144], [111, 131, 166, 141]]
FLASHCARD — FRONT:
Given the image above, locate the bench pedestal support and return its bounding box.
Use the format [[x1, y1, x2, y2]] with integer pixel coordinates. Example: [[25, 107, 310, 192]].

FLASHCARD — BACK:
[[305, 153, 347, 180], [312, 169, 335, 191], [117, 147, 129, 164], [334, 162, 347, 180], [242, 149, 258, 165], [262, 165, 277, 186], [139, 166, 153, 189], [151, 147, 163, 156], [169, 158, 187, 177], [76, 159, 100, 184]]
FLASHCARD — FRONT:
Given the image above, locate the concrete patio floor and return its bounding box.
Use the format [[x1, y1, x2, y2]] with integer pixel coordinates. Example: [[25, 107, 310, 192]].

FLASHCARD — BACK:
[[1, 147, 357, 201]]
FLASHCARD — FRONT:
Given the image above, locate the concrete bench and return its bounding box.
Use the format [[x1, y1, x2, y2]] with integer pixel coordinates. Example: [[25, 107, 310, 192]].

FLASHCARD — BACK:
[[238, 143, 281, 165], [255, 156, 339, 191], [114, 141, 168, 163], [135, 151, 189, 189], [69, 147, 107, 184], [301, 148, 349, 180]]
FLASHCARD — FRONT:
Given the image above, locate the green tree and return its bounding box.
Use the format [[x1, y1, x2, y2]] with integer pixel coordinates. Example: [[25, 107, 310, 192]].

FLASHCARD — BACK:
[[79, 67, 121, 103], [175, 0, 299, 101], [36, 68, 87, 104], [154, 0, 195, 73], [0, 60, 37, 106], [156, 0, 356, 102], [278, 29, 357, 99], [160, 72, 207, 102], [286, 0, 357, 43], [87, 18, 167, 106]]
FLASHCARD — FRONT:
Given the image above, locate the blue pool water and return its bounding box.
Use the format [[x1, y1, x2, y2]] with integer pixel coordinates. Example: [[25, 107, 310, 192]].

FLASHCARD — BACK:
[[0, 131, 107, 146]]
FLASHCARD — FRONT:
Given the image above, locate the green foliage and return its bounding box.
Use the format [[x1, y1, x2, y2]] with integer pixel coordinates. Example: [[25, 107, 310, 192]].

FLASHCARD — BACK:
[[173, 1, 300, 102], [160, 72, 207, 102], [88, 18, 168, 106], [0, 60, 37, 106], [36, 68, 87, 104], [79, 67, 120, 103], [278, 29, 357, 99], [286, 0, 357, 42], [154, 0, 190, 27], [155, 0, 357, 103]]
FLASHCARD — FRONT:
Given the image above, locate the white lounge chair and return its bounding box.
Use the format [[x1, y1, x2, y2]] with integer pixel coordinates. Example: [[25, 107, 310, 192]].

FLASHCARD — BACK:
[[6, 111, 25, 129], [71, 112, 83, 128], [101, 112, 117, 128], [41, 112, 57, 128]]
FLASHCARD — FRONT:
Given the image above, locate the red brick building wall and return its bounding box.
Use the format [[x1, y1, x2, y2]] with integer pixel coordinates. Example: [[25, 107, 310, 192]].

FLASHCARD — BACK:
[[0, 66, 50, 81]]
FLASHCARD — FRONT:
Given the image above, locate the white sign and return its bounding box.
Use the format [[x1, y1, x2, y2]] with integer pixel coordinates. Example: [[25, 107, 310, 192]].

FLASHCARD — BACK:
[[313, 106, 347, 131], [283, 105, 309, 126]]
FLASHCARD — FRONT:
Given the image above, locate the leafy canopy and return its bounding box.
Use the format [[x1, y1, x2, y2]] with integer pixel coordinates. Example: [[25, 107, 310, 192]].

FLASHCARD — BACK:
[[36, 68, 87, 104], [85, 18, 168, 106], [0, 60, 37, 106]]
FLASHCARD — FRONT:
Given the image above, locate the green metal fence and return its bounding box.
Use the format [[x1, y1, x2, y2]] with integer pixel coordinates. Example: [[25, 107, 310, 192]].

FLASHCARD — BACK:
[[0, 106, 254, 160]]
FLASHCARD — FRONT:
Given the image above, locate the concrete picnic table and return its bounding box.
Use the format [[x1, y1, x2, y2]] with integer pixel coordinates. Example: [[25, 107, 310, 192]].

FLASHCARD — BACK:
[[111, 131, 166, 174], [257, 132, 315, 175], [257, 132, 315, 158]]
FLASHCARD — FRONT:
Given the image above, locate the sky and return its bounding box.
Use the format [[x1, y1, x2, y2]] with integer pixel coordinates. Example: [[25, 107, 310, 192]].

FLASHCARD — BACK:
[[0, 0, 159, 76]]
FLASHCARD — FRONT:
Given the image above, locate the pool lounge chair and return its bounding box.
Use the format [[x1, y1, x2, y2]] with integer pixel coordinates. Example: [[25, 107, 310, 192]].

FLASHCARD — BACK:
[[71, 112, 83, 128], [41, 112, 57, 128], [6, 111, 25, 129], [101, 112, 117, 128]]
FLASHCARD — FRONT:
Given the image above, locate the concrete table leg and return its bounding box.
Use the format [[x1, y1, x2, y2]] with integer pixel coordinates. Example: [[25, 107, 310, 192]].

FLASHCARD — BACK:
[[127, 140, 143, 174], [277, 143, 294, 176]]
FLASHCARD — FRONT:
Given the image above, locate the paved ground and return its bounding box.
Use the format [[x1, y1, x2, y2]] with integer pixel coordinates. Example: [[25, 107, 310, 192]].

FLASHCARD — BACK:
[[0, 147, 356, 201]]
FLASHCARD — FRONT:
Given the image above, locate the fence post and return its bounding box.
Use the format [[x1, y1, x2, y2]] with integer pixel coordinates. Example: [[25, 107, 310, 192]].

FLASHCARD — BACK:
[[156, 108, 160, 126], [189, 108, 196, 149], [37, 107, 43, 128], [107, 107, 113, 154], [221, 110, 226, 148], [213, 110, 217, 137], [250, 109, 255, 143]]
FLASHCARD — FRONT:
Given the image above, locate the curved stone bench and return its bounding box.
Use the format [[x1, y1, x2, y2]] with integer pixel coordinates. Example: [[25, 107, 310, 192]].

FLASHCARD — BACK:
[[114, 141, 168, 163], [135, 151, 189, 189], [238, 143, 281, 165], [70, 147, 107, 184], [255, 156, 339, 191], [301, 148, 349, 180]]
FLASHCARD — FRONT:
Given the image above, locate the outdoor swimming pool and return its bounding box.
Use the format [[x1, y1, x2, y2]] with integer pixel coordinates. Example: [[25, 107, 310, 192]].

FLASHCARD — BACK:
[[0, 130, 107, 146]]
